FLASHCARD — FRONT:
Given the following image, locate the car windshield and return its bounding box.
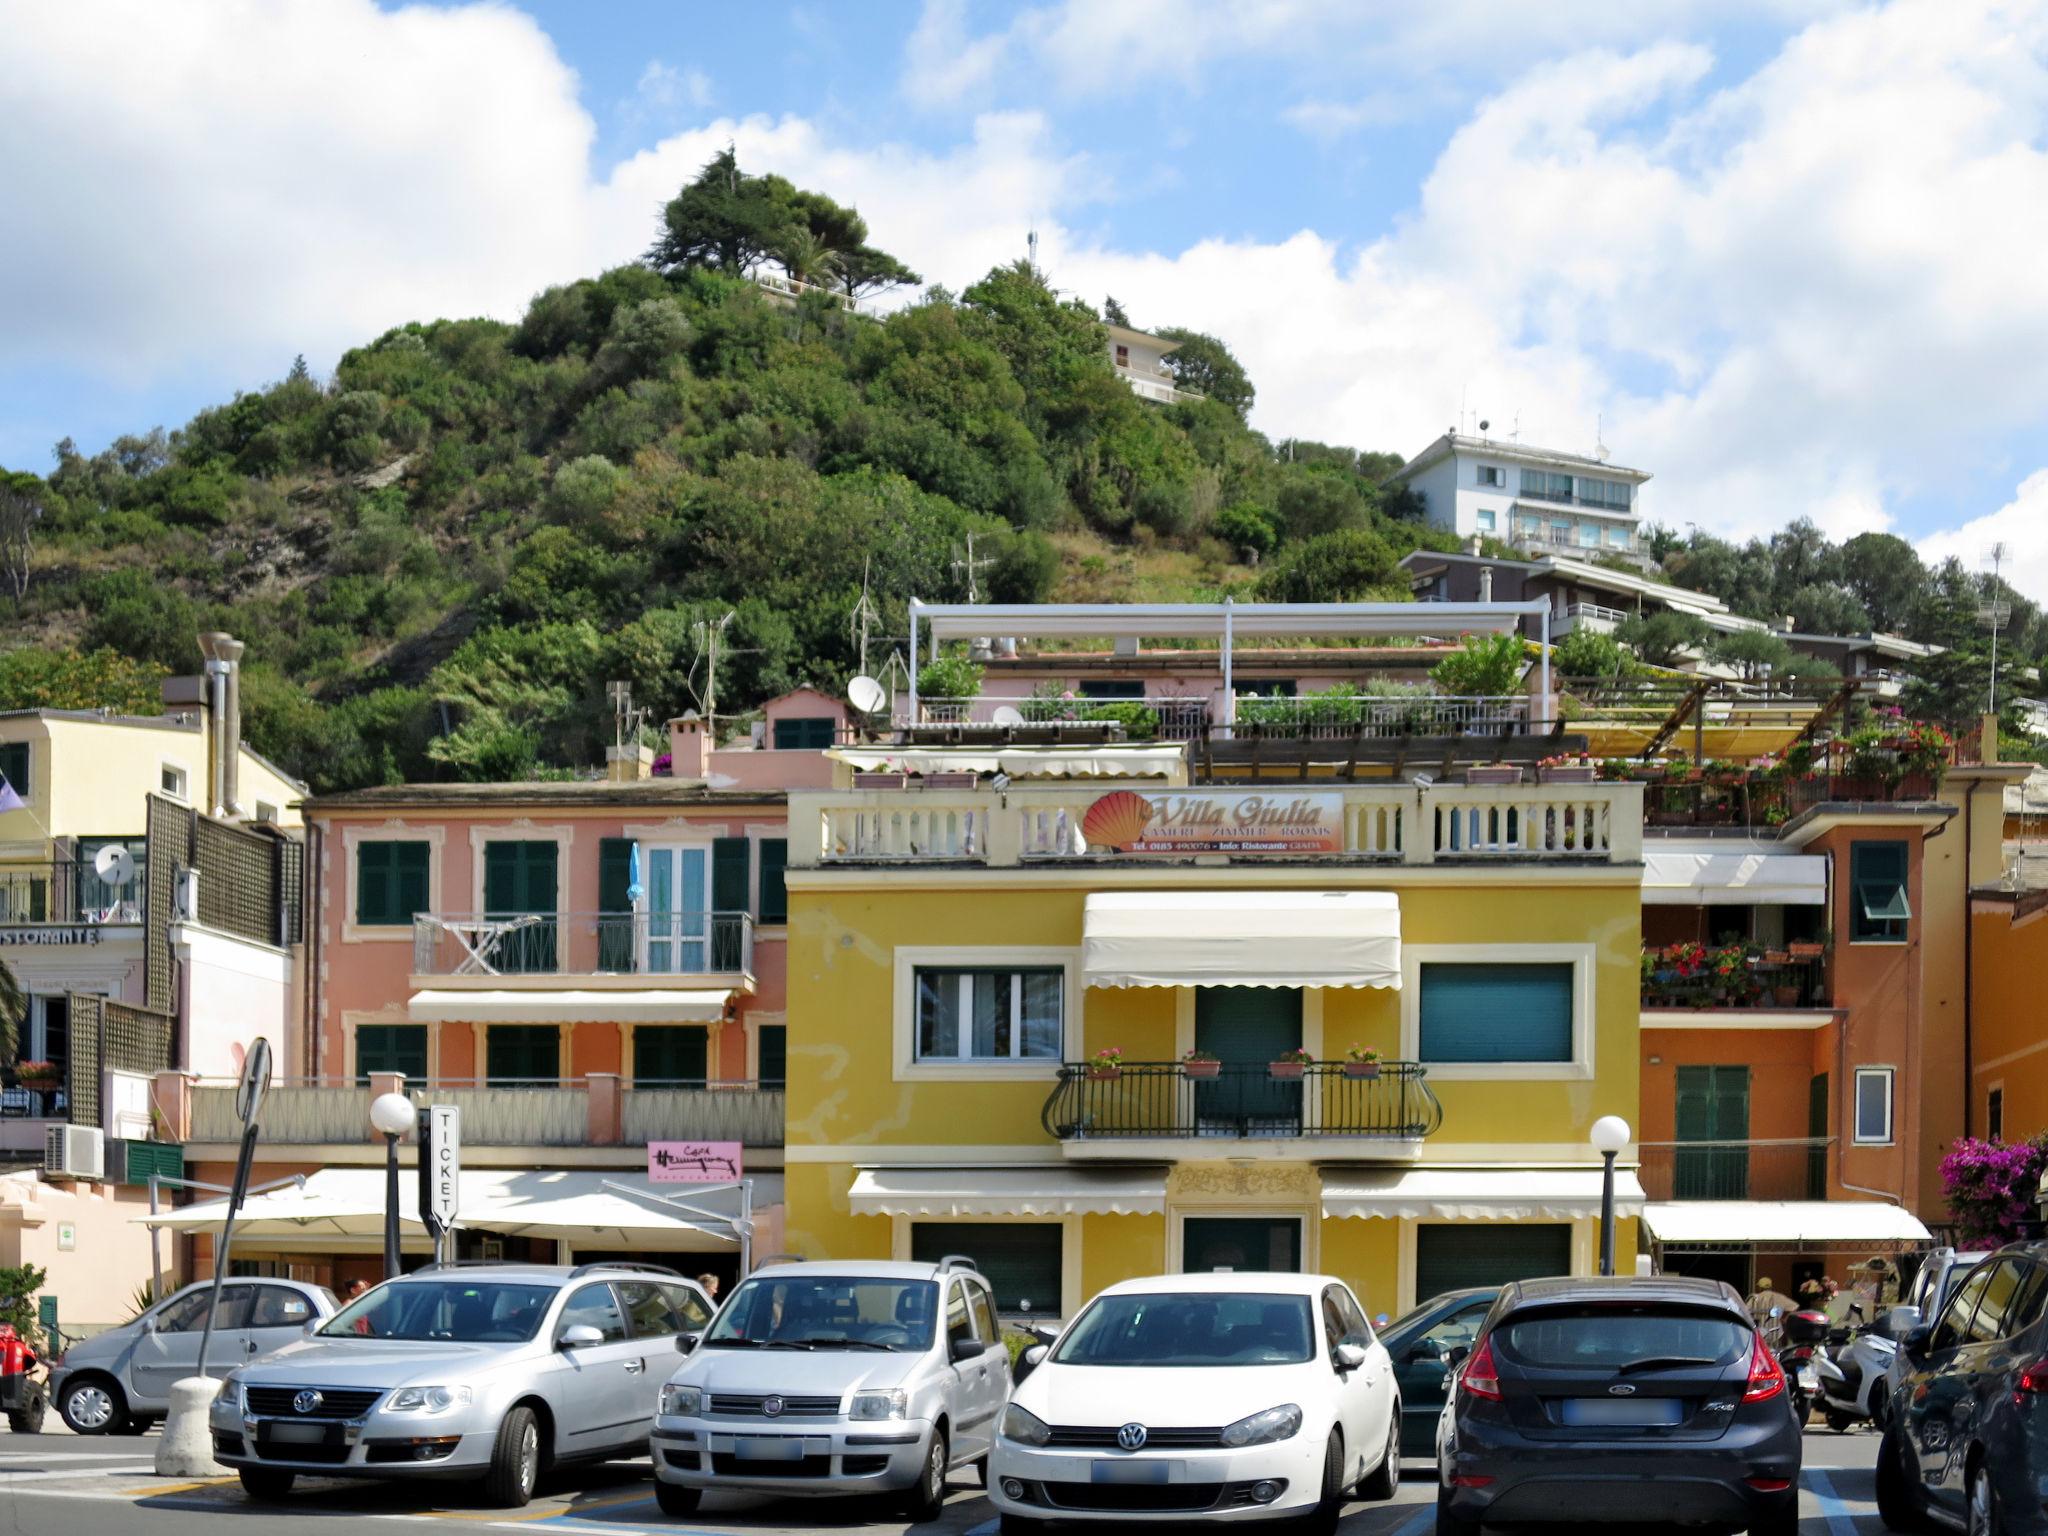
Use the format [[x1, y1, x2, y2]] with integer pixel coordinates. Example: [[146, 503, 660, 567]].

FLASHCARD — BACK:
[[704, 1277, 937, 1352], [1053, 1292, 1315, 1367], [317, 1280, 559, 1342], [1496, 1306, 1750, 1370]]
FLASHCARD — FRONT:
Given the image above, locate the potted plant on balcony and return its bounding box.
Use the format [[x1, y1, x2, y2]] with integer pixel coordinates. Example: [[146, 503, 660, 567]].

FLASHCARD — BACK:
[[1342, 1045, 1383, 1079], [1464, 763, 1524, 785], [1269, 1047, 1315, 1080], [1086, 1047, 1125, 1082], [1537, 754, 1598, 785], [14, 1061, 57, 1089], [1788, 938, 1826, 959], [1180, 1048, 1221, 1080]]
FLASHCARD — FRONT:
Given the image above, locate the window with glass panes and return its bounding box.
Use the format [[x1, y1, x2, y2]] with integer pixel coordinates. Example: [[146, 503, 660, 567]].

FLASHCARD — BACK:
[[1850, 841, 1910, 942], [914, 967, 1062, 1061], [756, 1024, 786, 1089], [356, 841, 431, 926], [0, 742, 29, 798], [1519, 469, 1574, 503], [354, 1024, 427, 1084]]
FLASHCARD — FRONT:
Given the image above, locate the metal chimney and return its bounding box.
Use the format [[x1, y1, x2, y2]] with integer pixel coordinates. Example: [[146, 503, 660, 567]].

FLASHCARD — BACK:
[[1479, 566, 1494, 602], [195, 632, 246, 817]]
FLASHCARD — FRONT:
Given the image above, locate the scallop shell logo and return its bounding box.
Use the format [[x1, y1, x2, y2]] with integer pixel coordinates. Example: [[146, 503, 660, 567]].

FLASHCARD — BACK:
[[1081, 790, 1156, 850]]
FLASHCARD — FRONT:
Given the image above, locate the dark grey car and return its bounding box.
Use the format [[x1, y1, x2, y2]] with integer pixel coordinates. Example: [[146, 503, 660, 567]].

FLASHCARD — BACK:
[[1876, 1239, 2048, 1536], [1382, 1287, 1498, 1458], [1436, 1276, 1801, 1536]]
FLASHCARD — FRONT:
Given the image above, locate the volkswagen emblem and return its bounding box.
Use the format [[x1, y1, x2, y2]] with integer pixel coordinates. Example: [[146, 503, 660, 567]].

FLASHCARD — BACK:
[[292, 1389, 323, 1415], [762, 1396, 784, 1418], [1607, 1384, 1637, 1396], [1116, 1422, 1148, 1452]]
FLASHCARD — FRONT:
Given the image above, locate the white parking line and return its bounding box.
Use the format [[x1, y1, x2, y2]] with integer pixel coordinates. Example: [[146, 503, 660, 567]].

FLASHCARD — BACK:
[[1805, 1469, 1863, 1536]]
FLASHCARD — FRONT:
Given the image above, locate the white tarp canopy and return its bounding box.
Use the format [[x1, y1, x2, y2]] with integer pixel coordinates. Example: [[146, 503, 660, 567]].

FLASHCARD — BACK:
[[912, 600, 1548, 641], [1084, 890, 1400, 989], [847, 1166, 1165, 1218], [833, 745, 1184, 780], [1643, 843, 1828, 905], [1323, 1167, 1646, 1221], [1642, 1201, 1932, 1246], [409, 989, 732, 1024], [136, 1169, 419, 1235]]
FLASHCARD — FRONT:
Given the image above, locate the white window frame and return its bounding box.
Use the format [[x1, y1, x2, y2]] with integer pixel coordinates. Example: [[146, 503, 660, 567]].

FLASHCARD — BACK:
[[1853, 1065, 1895, 1145], [1476, 465, 1504, 487], [891, 946, 1079, 1082], [159, 760, 190, 802], [1476, 509, 1496, 531], [1399, 943, 1596, 1081]]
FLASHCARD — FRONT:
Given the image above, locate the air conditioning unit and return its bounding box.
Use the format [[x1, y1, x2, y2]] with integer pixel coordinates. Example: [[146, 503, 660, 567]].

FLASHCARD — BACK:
[[44, 1124, 104, 1181]]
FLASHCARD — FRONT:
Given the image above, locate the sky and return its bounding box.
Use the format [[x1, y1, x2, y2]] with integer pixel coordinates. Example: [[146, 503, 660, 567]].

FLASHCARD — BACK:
[[5, 0, 2048, 594]]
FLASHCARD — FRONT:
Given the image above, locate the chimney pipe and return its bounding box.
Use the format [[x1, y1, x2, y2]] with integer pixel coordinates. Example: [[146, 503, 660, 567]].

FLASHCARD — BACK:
[[196, 632, 246, 817], [1479, 566, 1494, 602]]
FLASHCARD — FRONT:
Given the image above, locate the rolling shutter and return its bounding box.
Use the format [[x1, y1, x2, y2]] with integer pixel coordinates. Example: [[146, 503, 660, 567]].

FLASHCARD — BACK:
[[1414, 1224, 1572, 1301], [910, 1222, 1062, 1316], [1417, 964, 1572, 1063]]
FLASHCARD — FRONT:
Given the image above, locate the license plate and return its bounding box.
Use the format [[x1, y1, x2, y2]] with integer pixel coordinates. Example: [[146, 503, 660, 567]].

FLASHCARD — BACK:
[[1092, 1459, 1177, 1484], [1798, 1368, 1819, 1393], [1560, 1398, 1684, 1427], [734, 1437, 806, 1461], [265, 1422, 331, 1444]]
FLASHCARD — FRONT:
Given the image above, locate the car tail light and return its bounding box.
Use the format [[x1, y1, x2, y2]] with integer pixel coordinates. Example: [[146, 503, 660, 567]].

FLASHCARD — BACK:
[[1746, 1476, 1793, 1493], [1460, 1336, 1502, 1402], [2013, 1357, 2048, 1405], [1743, 1332, 1786, 1403]]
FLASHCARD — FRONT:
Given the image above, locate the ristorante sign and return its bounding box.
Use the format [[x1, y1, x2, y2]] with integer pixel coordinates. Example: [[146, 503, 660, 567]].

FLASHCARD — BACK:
[[1080, 790, 1344, 855], [0, 927, 104, 946]]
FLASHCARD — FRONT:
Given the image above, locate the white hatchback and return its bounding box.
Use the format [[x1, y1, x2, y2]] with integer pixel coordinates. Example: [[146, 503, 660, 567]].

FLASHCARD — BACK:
[[990, 1272, 1399, 1532]]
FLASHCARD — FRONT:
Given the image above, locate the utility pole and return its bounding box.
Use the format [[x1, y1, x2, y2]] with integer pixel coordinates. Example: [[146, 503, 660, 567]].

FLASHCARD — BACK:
[[1982, 543, 2012, 715]]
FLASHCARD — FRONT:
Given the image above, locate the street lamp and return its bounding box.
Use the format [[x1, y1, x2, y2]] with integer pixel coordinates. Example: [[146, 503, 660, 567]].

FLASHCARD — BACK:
[[369, 1091, 414, 1280], [1590, 1115, 1632, 1277]]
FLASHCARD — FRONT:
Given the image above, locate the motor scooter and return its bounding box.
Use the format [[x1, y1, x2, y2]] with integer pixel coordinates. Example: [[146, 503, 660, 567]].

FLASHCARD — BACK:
[[0, 1322, 46, 1434], [1812, 1318, 1896, 1433], [1775, 1307, 1830, 1427]]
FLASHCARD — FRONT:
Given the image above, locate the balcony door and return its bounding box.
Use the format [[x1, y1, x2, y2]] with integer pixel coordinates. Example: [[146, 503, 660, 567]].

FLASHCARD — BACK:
[[1675, 1065, 1749, 1198], [483, 841, 557, 973], [642, 846, 708, 973], [1194, 987, 1302, 1135]]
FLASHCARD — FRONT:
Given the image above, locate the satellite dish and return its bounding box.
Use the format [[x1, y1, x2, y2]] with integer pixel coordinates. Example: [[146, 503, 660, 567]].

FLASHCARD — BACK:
[[93, 844, 137, 887], [847, 675, 887, 714], [992, 705, 1026, 727]]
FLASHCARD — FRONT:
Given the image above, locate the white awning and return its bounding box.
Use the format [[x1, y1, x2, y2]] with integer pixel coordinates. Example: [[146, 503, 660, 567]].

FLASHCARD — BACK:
[[833, 746, 1184, 780], [136, 1170, 420, 1235], [912, 601, 1548, 641], [1643, 843, 1828, 905], [1084, 890, 1400, 989], [408, 989, 732, 1024], [1642, 1201, 1931, 1246], [1323, 1167, 1646, 1221], [847, 1166, 1165, 1217]]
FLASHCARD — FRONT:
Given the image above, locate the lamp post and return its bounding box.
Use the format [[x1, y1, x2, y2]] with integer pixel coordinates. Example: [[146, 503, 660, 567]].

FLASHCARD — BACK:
[[1590, 1115, 1632, 1278], [369, 1091, 414, 1280]]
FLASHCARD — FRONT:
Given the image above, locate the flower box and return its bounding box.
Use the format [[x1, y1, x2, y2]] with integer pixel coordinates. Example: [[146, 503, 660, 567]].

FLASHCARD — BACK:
[[1464, 765, 1524, 786], [1181, 1060, 1220, 1079], [1538, 765, 1597, 784], [1085, 1066, 1122, 1082], [1342, 1060, 1381, 1079], [1764, 950, 1792, 965], [1788, 942, 1825, 959], [1774, 985, 1802, 1007], [1269, 1061, 1307, 1080]]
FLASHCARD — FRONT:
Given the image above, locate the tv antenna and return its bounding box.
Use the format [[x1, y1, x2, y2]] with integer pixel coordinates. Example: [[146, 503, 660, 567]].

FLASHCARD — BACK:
[[1981, 542, 2013, 713], [687, 611, 736, 720], [606, 681, 647, 754], [1027, 229, 1039, 276], [951, 531, 996, 604], [1594, 412, 1611, 462], [849, 560, 883, 676]]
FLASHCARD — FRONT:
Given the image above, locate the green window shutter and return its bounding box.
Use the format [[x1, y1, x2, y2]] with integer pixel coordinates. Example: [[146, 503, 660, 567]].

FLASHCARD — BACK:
[[772, 717, 838, 750], [910, 1222, 1062, 1315], [598, 838, 635, 972], [757, 1024, 786, 1089], [357, 842, 392, 925], [1193, 987, 1301, 1063], [1414, 1224, 1573, 1300], [1418, 964, 1573, 1063], [712, 837, 750, 915], [486, 1025, 559, 1084], [484, 843, 557, 972], [1674, 1065, 1749, 1198], [1807, 1074, 1830, 1198], [393, 843, 430, 921], [0, 741, 29, 798], [356, 1024, 428, 1084], [358, 842, 429, 926], [633, 1026, 708, 1086], [758, 839, 787, 924]]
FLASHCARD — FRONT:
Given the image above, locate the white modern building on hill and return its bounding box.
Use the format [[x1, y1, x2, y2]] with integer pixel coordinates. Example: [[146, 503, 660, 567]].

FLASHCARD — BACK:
[[1388, 432, 1651, 561]]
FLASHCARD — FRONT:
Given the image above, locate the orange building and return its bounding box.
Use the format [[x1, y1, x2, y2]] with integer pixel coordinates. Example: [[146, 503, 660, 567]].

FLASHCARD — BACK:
[[1967, 885, 2048, 1145]]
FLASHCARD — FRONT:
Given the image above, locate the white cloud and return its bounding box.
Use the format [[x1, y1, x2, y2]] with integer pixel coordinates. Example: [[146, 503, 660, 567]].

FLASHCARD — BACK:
[[632, 60, 714, 117], [1921, 470, 2048, 603]]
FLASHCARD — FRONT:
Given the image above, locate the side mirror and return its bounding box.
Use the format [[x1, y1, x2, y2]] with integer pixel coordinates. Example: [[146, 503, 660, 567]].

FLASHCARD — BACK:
[[950, 1335, 981, 1365], [303, 1318, 321, 1335], [1881, 1306, 1924, 1341], [559, 1324, 604, 1350], [1014, 1343, 1050, 1385], [676, 1333, 700, 1354], [1333, 1342, 1368, 1373], [1403, 1340, 1444, 1365]]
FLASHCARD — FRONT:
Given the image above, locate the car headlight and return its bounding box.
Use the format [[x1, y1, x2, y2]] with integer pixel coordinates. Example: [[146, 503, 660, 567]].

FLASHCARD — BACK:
[[1220, 1403, 1302, 1448], [659, 1383, 704, 1418], [1000, 1403, 1051, 1447], [849, 1389, 907, 1421], [385, 1385, 472, 1413]]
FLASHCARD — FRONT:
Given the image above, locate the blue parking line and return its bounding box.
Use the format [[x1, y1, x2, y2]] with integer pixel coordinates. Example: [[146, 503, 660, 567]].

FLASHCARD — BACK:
[[964, 1521, 1000, 1536], [1804, 1469, 1861, 1536], [1391, 1509, 1434, 1536]]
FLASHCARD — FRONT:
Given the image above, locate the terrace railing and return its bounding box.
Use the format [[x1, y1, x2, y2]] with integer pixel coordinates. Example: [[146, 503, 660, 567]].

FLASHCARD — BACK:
[[412, 911, 753, 978], [1042, 1061, 1443, 1142], [1231, 693, 1527, 739], [0, 857, 147, 926], [1636, 1138, 1834, 1202]]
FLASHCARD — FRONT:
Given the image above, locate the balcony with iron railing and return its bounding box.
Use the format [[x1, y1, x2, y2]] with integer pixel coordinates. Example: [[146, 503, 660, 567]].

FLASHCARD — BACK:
[[793, 780, 1641, 868], [1042, 1061, 1443, 1153], [1636, 1138, 1834, 1202], [0, 857, 147, 927], [903, 693, 1533, 743], [1641, 945, 1832, 1013], [411, 911, 754, 981]]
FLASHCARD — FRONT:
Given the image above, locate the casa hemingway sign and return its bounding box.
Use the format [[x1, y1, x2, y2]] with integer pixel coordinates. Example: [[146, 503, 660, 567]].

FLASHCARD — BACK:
[[1079, 789, 1344, 856]]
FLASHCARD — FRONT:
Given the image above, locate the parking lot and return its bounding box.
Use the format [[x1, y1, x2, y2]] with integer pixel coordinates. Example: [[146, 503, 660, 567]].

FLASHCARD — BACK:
[[0, 1425, 1892, 1535]]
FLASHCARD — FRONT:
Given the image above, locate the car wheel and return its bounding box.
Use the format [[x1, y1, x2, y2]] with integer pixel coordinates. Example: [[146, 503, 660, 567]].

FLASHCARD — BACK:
[[654, 1481, 700, 1517], [57, 1377, 126, 1436], [237, 1467, 296, 1502], [1359, 1409, 1400, 1501], [975, 1454, 990, 1488], [1966, 1463, 1997, 1536], [899, 1426, 948, 1523], [481, 1405, 542, 1509], [1296, 1429, 1346, 1536], [1435, 1478, 1484, 1536], [1826, 1407, 1856, 1434], [1876, 1423, 1927, 1533]]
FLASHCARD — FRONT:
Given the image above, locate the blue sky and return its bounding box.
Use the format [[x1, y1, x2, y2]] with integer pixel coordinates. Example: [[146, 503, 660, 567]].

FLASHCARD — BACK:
[[5, 1, 2048, 592]]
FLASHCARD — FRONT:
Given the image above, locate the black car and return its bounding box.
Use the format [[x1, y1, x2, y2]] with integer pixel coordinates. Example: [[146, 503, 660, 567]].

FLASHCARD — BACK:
[[1876, 1239, 2048, 1536], [1382, 1287, 1499, 1457], [1437, 1276, 1801, 1536]]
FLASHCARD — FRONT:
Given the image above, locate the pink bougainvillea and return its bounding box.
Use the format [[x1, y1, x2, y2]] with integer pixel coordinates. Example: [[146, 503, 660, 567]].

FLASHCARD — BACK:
[[1939, 1134, 2048, 1248]]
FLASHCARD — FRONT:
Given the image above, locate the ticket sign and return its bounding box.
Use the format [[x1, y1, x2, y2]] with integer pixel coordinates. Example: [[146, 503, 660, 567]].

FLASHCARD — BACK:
[[426, 1104, 462, 1231], [649, 1140, 742, 1184], [1080, 790, 1345, 855]]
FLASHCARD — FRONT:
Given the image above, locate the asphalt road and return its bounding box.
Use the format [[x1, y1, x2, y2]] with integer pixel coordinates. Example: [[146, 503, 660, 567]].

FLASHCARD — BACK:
[[0, 1422, 1899, 1536]]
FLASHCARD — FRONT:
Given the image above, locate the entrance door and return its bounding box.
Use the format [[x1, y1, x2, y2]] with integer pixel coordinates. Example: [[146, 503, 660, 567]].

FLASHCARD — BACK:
[[1675, 1065, 1749, 1198], [1183, 1217, 1301, 1274], [1807, 1073, 1830, 1199], [486, 1025, 561, 1086], [483, 841, 558, 973], [642, 846, 708, 973], [1194, 987, 1302, 1134], [633, 1025, 707, 1087]]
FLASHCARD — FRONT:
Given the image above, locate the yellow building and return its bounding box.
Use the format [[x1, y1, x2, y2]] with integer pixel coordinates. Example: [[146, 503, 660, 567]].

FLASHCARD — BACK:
[[782, 764, 1646, 1323]]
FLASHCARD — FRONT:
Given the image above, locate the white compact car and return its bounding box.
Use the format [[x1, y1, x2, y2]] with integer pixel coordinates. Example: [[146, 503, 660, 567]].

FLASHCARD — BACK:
[[990, 1272, 1399, 1532]]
